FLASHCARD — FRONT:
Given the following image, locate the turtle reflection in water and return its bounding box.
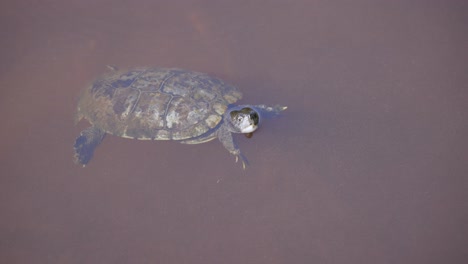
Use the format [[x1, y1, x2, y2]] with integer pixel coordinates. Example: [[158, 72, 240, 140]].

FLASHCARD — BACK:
[[74, 67, 287, 169]]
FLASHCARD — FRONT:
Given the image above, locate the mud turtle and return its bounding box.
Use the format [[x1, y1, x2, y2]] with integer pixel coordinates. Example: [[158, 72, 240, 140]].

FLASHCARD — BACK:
[[74, 67, 286, 168]]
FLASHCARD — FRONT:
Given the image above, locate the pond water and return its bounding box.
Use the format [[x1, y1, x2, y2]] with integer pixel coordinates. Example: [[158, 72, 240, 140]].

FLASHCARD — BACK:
[[1, 1, 467, 263]]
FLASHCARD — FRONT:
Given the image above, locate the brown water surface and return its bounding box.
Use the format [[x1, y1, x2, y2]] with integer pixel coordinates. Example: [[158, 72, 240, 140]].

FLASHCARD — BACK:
[[1, 1, 467, 263]]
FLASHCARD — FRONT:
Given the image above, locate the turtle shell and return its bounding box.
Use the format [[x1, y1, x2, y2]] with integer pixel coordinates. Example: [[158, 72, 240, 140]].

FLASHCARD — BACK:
[[77, 68, 242, 140]]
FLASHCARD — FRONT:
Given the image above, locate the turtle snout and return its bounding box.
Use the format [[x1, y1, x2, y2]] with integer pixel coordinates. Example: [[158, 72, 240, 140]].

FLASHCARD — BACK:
[[249, 111, 259, 125]]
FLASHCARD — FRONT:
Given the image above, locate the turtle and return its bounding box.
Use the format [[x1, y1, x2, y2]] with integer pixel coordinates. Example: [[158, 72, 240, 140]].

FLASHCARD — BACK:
[[74, 67, 287, 168]]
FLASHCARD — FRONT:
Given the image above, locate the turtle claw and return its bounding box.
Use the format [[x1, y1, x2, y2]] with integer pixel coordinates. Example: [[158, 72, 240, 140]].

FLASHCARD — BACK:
[[235, 153, 249, 170]]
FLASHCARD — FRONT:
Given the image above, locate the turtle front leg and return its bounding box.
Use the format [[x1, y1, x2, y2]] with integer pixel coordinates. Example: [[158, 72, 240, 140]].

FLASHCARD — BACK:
[[217, 125, 249, 169], [74, 126, 106, 166], [253, 104, 287, 118]]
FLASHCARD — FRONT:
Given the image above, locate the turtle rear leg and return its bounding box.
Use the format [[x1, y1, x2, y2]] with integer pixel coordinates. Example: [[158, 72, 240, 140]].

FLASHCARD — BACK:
[[74, 126, 106, 166]]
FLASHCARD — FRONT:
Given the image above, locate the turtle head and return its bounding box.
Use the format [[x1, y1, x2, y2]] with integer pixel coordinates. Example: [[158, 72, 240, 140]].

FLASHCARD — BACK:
[[227, 107, 259, 134]]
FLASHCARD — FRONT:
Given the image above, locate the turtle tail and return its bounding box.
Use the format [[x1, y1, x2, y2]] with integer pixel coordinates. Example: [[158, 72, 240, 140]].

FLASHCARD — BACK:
[[74, 127, 106, 166]]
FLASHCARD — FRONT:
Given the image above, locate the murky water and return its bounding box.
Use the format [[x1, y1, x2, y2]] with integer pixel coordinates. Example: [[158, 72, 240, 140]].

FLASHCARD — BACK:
[[1, 1, 467, 263]]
